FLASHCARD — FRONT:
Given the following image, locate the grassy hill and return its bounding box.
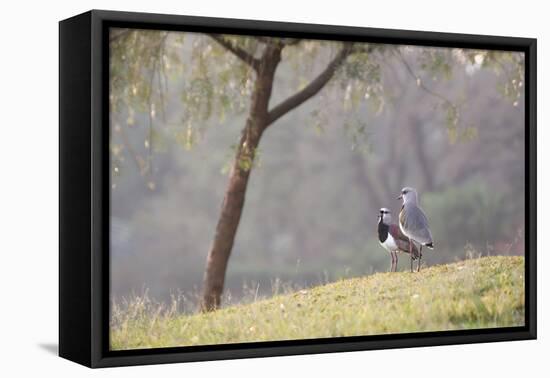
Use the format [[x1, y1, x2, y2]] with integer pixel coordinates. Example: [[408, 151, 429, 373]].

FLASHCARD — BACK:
[[110, 256, 525, 350]]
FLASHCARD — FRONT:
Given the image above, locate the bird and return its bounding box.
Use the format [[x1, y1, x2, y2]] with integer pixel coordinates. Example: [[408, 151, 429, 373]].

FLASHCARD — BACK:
[[377, 207, 421, 272], [397, 187, 434, 272]]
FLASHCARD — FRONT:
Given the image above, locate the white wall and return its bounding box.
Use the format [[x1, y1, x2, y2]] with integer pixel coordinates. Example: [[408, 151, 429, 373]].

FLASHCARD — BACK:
[[1, 0, 546, 376]]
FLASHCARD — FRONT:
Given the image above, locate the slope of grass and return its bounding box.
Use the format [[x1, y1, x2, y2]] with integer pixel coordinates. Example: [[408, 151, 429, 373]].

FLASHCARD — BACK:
[[110, 256, 525, 350]]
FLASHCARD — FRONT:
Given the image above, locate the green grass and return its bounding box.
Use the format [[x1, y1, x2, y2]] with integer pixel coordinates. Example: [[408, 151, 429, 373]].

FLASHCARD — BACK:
[[110, 256, 525, 350]]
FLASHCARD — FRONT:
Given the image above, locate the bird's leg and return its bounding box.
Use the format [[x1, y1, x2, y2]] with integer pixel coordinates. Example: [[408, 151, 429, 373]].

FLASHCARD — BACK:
[[417, 246, 423, 272], [389, 252, 394, 272], [394, 253, 398, 272], [409, 240, 413, 273]]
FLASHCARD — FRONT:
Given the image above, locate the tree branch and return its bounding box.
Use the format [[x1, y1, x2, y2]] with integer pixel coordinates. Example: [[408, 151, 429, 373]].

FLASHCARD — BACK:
[[393, 47, 454, 106], [210, 34, 260, 71], [266, 44, 352, 126]]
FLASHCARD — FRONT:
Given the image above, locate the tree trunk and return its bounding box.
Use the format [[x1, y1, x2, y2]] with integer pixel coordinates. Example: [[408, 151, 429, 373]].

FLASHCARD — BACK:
[[200, 126, 263, 311], [199, 43, 351, 311], [200, 47, 281, 311]]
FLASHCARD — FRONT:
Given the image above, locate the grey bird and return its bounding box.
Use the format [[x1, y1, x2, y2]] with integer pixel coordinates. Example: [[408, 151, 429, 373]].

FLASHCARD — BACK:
[[397, 187, 434, 272], [378, 208, 421, 272]]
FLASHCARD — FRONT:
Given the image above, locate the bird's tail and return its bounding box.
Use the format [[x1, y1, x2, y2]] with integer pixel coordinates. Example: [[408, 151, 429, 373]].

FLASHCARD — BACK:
[[426, 242, 434, 249]]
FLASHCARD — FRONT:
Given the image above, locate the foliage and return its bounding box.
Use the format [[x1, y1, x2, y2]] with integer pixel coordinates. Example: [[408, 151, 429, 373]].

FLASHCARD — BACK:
[[109, 30, 525, 178], [109, 29, 260, 183], [111, 256, 524, 349], [476, 50, 525, 106]]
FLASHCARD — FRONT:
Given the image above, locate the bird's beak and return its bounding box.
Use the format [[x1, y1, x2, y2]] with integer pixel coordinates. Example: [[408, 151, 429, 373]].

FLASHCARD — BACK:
[[397, 194, 403, 200]]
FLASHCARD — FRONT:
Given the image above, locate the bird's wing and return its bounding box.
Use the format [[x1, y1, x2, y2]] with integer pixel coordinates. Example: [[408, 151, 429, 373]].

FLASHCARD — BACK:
[[400, 205, 433, 245], [390, 224, 409, 243], [390, 224, 420, 257]]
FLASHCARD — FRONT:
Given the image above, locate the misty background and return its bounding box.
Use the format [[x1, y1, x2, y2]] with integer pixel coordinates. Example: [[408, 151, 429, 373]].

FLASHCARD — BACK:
[[109, 31, 525, 308]]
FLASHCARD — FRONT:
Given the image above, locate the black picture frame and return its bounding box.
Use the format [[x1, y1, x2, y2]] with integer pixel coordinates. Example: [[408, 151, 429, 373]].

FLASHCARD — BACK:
[[59, 9, 537, 368]]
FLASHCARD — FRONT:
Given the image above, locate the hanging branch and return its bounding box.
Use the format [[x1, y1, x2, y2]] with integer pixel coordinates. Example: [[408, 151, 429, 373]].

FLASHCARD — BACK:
[[146, 59, 157, 179], [145, 35, 168, 186], [114, 115, 147, 178], [157, 35, 169, 123], [266, 44, 353, 126], [209, 34, 260, 71], [393, 47, 468, 133], [393, 47, 455, 106]]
